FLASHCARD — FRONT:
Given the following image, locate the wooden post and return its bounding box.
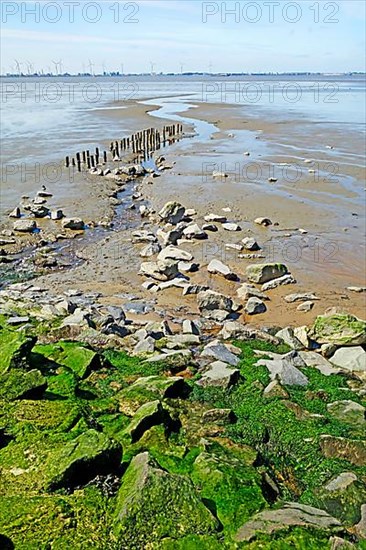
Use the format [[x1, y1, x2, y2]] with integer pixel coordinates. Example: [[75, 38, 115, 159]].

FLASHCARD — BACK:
[[90, 155, 95, 168], [65, 156, 70, 168], [103, 151, 107, 163], [95, 147, 99, 164], [82, 151, 86, 163]]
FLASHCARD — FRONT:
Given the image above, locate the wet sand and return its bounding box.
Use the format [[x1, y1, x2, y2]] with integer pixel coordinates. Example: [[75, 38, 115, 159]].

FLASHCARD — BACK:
[[2, 96, 365, 327]]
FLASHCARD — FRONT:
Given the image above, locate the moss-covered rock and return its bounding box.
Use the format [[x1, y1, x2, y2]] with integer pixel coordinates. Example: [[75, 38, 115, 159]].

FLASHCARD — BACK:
[[45, 429, 122, 490], [191, 450, 266, 533], [123, 400, 173, 444], [246, 263, 288, 284], [0, 369, 47, 401], [0, 329, 36, 374], [309, 314, 366, 346], [315, 472, 366, 525], [113, 452, 218, 546], [327, 400, 365, 428], [33, 341, 100, 379], [320, 435, 366, 467]]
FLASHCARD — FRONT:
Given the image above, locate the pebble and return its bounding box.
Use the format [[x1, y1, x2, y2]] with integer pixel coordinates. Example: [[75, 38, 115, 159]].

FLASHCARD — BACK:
[[222, 223, 241, 232], [255, 217, 272, 227]]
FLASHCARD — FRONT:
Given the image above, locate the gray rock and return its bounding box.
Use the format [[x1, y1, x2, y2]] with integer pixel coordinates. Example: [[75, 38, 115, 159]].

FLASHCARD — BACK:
[[158, 201, 185, 224], [263, 380, 289, 398], [297, 301, 314, 312], [30, 205, 49, 218], [257, 357, 309, 386], [225, 243, 243, 251], [165, 334, 200, 348], [234, 502, 342, 542], [202, 408, 236, 425], [236, 283, 269, 301], [247, 263, 288, 284], [204, 213, 227, 223], [62, 218, 85, 230], [197, 290, 233, 315], [13, 219, 37, 233], [140, 242, 161, 258], [245, 297, 267, 315], [222, 222, 241, 232], [355, 504, 366, 539], [107, 306, 126, 323], [157, 227, 183, 246], [50, 209, 64, 220], [242, 237, 260, 251], [178, 261, 199, 273], [201, 343, 240, 367], [9, 207, 21, 219], [197, 361, 240, 389], [298, 351, 340, 375], [183, 224, 207, 240], [202, 223, 218, 232], [285, 293, 320, 303], [219, 321, 280, 345], [276, 327, 304, 350], [157, 245, 193, 262], [158, 277, 189, 291], [330, 537, 356, 549], [133, 337, 156, 355], [183, 284, 209, 296], [261, 274, 296, 291], [132, 230, 157, 244], [329, 347, 366, 372], [182, 319, 200, 335], [140, 259, 179, 281], [6, 316, 30, 325], [254, 217, 272, 226], [207, 259, 237, 280]]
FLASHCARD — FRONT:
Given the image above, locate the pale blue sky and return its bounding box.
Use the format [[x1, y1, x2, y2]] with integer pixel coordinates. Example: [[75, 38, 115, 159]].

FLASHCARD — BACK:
[[1, 0, 365, 74]]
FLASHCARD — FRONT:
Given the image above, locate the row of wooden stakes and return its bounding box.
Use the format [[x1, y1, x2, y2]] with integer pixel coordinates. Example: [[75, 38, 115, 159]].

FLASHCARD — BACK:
[[64, 124, 183, 172]]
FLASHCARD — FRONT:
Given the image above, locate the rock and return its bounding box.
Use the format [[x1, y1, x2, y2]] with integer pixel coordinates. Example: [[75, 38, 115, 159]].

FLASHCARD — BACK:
[[157, 227, 183, 246], [124, 401, 170, 443], [257, 356, 309, 386], [297, 301, 314, 312], [140, 259, 179, 282], [202, 223, 218, 232], [355, 504, 366, 539], [140, 242, 161, 258], [107, 306, 126, 323], [60, 309, 94, 329], [263, 380, 289, 399], [202, 409, 236, 425], [347, 286, 366, 293], [62, 218, 85, 230], [166, 334, 200, 348], [37, 190, 53, 197], [201, 343, 240, 367], [330, 537, 356, 549], [254, 217, 272, 226], [285, 293, 320, 303], [242, 237, 260, 251], [298, 351, 340, 375], [158, 201, 185, 225], [0, 369, 47, 400], [261, 274, 296, 291], [219, 321, 280, 346], [182, 319, 200, 335], [6, 316, 30, 325], [0, 331, 36, 374], [204, 213, 227, 223], [327, 400, 365, 426], [197, 290, 233, 317], [207, 259, 237, 280], [113, 452, 217, 546], [309, 313, 366, 346], [183, 284, 209, 296], [157, 276, 189, 291], [197, 361, 240, 389], [143, 320, 172, 340], [318, 472, 366, 526], [132, 230, 157, 244], [329, 346, 366, 372], [222, 222, 241, 232], [247, 263, 288, 284], [133, 337, 155, 355], [275, 327, 304, 350], [29, 205, 49, 218], [157, 245, 193, 262], [178, 261, 199, 273], [225, 243, 243, 251], [50, 209, 64, 220], [236, 283, 269, 302], [122, 376, 189, 401], [185, 208, 196, 217], [9, 207, 21, 218], [212, 171, 228, 178], [320, 435, 366, 466], [183, 224, 207, 240], [245, 297, 267, 315], [13, 219, 37, 233], [46, 429, 122, 490], [234, 502, 342, 542], [34, 341, 100, 379]]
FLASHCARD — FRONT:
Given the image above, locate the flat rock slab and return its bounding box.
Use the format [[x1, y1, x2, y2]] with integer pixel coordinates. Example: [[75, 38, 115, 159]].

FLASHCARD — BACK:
[[157, 245, 193, 262], [298, 351, 340, 376], [329, 346, 366, 372], [201, 344, 240, 367], [257, 358, 309, 386], [327, 400, 365, 426], [320, 435, 366, 466], [234, 502, 342, 542], [197, 361, 240, 389], [207, 259, 237, 280]]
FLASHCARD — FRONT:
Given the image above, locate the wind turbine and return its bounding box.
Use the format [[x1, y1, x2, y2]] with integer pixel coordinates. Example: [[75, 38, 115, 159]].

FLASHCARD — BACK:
[[149, 61, 156, 75], [101, 61, 107, 75], [51, 60, 59, 75], [14, 59, 22, 76], [120, 63, 124, 75], [88, 59, 95, 76], [26, 61, 34, 75], [179, 62, 185, 74]]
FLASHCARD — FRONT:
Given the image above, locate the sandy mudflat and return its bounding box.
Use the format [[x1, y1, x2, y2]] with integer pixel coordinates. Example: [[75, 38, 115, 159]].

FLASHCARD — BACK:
[[3, 96, 365, 327]]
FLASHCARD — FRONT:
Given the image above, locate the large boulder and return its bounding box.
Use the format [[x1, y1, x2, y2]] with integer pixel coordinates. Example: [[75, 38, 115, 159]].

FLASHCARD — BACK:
[[197, 361, 240, 389], [246, 263, 288, 284], [33, 342, 100, 379], [197, 290, 233, 315], [234, 502, 342, 542], [13, 219, 37, 233], [45, 429, 122, 490], [309, 313, 366, 346], [0, 369, 47, 401], [0, 330, 36, 374], [140, 259, 179, 281], [124, 400, 171, 443], [316, 472, 366, 525], [113, 452, 218, 546]]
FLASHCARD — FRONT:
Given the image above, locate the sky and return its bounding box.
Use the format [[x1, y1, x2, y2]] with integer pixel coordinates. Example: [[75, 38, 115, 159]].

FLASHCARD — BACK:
[[1, 0, 365, 74]]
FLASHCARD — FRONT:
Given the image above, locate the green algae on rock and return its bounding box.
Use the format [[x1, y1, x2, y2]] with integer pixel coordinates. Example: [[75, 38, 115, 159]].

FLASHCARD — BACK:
[[113, 451, 218, 546], [0, 328, 36, 374], [0, 369, 47, 401], [33, 341, 100, 379], [309, 314, 366, 346]]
